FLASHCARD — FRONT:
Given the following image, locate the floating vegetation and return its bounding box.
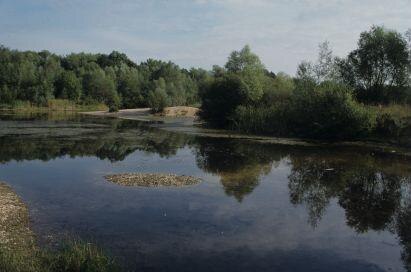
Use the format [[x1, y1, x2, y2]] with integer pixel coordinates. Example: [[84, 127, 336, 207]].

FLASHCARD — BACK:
[[105, 173, 201, 187]]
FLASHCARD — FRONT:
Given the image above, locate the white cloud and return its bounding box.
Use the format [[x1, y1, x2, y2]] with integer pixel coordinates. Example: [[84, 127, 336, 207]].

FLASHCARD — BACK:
[[1, 0, 410, 74]]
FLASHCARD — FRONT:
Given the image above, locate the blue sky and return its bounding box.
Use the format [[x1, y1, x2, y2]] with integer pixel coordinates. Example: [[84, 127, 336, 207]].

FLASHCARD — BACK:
[[1, 0, 410, 74]]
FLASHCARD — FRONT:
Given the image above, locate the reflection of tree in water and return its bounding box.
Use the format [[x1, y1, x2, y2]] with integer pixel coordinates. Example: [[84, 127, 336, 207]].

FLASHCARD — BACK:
[[195, 138, 285, 201], [288, 151, 411, 270], [397, 202, 411, 272], [288, 156, 345, 226], [339, 170, 402, 232], [0, 117, 192, 163], [4, 114, 411, 270]]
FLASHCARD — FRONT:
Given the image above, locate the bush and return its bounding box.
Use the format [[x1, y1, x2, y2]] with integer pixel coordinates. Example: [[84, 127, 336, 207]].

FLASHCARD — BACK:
[[372, 104, 411, 138], [232, 103, 291, 135], [290, 82, 375, 139], [231, 82, 375, 140], [199, 74, 246, 127]]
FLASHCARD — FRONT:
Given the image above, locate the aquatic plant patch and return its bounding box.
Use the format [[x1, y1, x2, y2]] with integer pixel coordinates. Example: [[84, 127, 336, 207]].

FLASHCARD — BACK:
[[104, 173, 202, 187]]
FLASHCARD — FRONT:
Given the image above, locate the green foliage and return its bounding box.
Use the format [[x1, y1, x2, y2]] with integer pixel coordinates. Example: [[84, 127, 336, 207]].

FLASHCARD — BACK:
[[147, 79, 170, 113], [232, 82, 375, 140], [225, 45, 266, 103], [0, 240, 119, 272], [43, 241, 120, 272], [55, 71, 82, 101], [371, 104, 411, 138], [290, 82, 375, 139], [200, 74, 246, 127], [339, 26, 410, 104], [0, 47, 201, 111], [261, 72, 294, 104]]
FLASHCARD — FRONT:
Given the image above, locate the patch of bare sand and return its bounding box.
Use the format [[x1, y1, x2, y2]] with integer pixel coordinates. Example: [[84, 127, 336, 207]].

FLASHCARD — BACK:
[[81, 106, 199, 118], [161, 106, 199, 117]]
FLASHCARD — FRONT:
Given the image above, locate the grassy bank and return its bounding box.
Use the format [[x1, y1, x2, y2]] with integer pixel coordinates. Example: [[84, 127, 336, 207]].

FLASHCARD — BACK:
[[0, 99, 108, 113], [230, 102, 411, 144], [0, 182, 119, 272]]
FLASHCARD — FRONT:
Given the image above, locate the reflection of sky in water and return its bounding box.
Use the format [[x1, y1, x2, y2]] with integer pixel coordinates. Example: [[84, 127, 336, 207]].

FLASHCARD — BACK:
[[0, 115, 410, 272]]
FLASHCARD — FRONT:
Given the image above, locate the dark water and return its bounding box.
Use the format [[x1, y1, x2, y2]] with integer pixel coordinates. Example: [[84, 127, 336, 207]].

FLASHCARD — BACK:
[[1, 112, 411, 272]]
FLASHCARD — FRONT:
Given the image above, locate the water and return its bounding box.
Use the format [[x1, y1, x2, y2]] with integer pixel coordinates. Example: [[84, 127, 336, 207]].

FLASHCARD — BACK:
[[1, 112, 411, 272]]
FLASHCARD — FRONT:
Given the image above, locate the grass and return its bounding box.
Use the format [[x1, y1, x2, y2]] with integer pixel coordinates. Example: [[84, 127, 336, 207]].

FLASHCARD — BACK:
[[0, 99, 108, 113], [0, 240, 120, 272], [368, 104, 411, 120], [0, 182, 119, 272]]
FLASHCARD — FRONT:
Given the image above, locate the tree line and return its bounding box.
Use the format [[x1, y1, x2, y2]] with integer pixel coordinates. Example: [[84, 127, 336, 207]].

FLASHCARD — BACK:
[[0, 49, 206, 111], [1, 25, 411, 140], [201, 26, 411, 140]]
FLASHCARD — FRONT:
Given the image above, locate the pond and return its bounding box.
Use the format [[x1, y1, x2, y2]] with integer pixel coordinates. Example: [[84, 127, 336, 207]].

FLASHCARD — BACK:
[[0, 112, 411, 272]]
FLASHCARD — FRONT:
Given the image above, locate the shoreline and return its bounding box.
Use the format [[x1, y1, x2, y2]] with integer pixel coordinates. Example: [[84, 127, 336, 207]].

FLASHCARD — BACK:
[[80, 108, 411, 158], [0, 182, 37, 267]]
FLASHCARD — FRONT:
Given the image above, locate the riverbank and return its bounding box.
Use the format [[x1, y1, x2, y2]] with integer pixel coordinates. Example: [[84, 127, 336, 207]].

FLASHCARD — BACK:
[[80, 106, 411, 159], [81, 106, 199, 118], [0, 182, 37, 269], [0, 182, 119, 272]]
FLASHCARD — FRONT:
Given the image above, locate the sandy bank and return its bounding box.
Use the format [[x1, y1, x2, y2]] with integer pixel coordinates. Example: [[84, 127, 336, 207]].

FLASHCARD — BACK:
[[0, 182, 35, 254], [81, 106, 199, 118], [105, 173, 201, 187]]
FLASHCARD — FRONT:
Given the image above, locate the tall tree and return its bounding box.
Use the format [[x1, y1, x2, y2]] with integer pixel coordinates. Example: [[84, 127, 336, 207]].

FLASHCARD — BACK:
[[340, 26, 410, 103], [225, 45, 266, 103]]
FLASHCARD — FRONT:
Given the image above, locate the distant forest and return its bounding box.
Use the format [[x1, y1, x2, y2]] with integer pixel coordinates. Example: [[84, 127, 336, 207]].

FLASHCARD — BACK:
[[0, 47, 206, 111], [1, 25, 411, 140]]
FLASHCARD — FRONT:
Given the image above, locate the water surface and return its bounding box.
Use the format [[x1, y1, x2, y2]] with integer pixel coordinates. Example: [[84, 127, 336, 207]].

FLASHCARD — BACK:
[[1, 112, 410, 272]]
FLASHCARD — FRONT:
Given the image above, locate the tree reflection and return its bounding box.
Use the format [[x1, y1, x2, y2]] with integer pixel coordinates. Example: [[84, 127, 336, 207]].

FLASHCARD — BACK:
[[0, 116, 192, 163], [339, 170, 402, 232], [397, 203, 411, 272], [288, 151, 411, 270], [194, 138, 285, 201]]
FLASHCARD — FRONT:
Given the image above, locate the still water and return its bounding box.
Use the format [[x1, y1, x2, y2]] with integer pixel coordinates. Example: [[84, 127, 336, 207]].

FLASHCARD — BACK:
[[1, 113, 411, 272]]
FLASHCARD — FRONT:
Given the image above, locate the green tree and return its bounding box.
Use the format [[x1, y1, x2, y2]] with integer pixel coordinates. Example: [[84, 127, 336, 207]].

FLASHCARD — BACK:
[[225, 45, 266, 102], [83, 68, 120, 111], [147, 78, 169, 112], [55, 71, 82, 101], [200, 74, 246, 127], [340, 26, 410, 103]]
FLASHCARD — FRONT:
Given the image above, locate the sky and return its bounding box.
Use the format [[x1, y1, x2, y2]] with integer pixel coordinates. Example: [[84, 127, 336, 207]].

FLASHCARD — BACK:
[[0, 0, 410, 74]]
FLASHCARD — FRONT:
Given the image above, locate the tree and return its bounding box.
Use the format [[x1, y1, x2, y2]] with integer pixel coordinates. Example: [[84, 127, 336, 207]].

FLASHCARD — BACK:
[[296, 41, 338, 84], [55, 70, 82, 101], [225, 45, 266, 103], [147, 78, 169, 113], [117, 66, 143, 108], [314, 41, 338, 82], [340, 26, 410, 103], [83, 68, 120, 111], [200, 74, 246, 127]]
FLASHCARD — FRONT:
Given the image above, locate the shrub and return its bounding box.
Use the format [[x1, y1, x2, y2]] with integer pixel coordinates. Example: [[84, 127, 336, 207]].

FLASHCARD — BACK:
[[232, 103, 291, 135], [231, 82, 375, 140], [200, 74, 246, 127], [372, 104, 411, 138], [290, 82, 375, 139]]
